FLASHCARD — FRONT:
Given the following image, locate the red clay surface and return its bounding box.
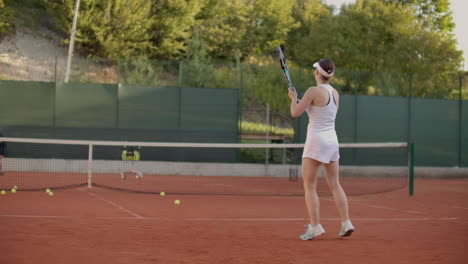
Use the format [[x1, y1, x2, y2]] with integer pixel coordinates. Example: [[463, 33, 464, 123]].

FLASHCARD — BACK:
[[0, 179, 467, 264]]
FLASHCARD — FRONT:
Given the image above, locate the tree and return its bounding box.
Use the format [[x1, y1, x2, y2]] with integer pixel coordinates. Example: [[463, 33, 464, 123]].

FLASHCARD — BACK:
[[149, 0, 203, 60], [44, 0, 155, 59], [196, 0, 297, 61], [0, 0, 14, 37], [77, 0, 154, 59], [382, 0, 455, 34], [286, 0, 335, 66], [286, 0, 463, 97]]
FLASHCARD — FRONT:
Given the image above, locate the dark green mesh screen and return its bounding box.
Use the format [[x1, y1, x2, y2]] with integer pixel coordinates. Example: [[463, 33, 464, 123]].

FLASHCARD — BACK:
[[118, 85, 180, 129], [356, 95, 408, 142], [296, 93, 464, 167], [180, 87, 238, 131], [55, 83, 118, 128], [411, 98, 459, 167], [0, 80, 55, 126], [335, 94, 356, 143]]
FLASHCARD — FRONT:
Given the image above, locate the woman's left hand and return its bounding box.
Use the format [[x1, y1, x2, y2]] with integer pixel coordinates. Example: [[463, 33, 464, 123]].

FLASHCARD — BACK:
[[288, 88, 297, 102]]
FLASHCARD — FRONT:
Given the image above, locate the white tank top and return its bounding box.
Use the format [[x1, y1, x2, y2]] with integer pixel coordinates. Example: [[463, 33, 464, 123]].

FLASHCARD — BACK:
[[306, 84, 337, 132]]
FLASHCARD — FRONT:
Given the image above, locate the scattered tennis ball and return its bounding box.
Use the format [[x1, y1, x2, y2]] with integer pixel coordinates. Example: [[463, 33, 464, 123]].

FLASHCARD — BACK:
[[160, 192, 165, 197], [11, 189, 16, 194], [174, 200, 181, 205], [45, 188, 51, 193], [13, 185, 18, 190], [48, 191, 54, 196], [1, 190, 5, 195]]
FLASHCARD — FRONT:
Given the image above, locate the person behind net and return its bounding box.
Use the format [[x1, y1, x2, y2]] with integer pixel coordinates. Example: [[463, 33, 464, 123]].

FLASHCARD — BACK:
[[287, 59, 354, 240], [0, 129, 6, 175]]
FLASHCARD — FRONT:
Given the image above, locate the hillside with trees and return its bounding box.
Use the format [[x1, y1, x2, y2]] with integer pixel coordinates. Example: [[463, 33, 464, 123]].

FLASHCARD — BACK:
[[0, 0, 465, 113]]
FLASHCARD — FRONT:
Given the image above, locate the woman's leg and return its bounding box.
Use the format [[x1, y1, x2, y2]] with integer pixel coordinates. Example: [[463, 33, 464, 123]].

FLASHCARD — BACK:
[[323, 160, 350, 222], [302, 158, 322, 226]]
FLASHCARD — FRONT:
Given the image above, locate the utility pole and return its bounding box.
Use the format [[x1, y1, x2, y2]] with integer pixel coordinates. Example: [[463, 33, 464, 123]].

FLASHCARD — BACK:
[[64, 0, 81, 83]]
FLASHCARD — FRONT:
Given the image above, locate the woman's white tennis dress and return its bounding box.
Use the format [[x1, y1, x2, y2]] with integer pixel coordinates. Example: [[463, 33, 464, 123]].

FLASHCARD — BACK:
[[302, 84, 340, 163]]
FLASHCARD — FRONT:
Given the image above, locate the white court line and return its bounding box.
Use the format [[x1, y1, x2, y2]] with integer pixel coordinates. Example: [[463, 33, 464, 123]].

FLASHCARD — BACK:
[[0, 215, 141, 220], [79, 189, 144, 219], [362, 204, 424, 214], [452, 206, 468, 210], [0, 214, 460, 221], [322, 197, 424, 214]]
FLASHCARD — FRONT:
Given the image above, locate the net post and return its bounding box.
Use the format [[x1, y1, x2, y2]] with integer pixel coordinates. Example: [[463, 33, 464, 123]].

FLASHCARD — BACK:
[[408, 143, 415, 196], [88, 144, 93, 188]]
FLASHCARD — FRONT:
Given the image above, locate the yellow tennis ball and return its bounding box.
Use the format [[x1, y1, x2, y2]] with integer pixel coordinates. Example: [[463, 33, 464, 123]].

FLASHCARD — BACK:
[[11, 189, 16, 194], [1, 190, 5, 195], [174, 200, 180, 205], [48, 191, 54, 196], [45, 189, 51, 193], [160, 192, 165, 197]]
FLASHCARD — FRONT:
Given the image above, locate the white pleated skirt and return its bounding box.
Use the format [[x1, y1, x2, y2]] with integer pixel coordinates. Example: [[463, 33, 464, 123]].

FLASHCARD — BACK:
[[302, 128, 340, 163]]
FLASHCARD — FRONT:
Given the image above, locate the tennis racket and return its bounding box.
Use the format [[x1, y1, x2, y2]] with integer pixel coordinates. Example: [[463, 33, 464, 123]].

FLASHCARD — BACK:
[[276, 46, 295, 91]]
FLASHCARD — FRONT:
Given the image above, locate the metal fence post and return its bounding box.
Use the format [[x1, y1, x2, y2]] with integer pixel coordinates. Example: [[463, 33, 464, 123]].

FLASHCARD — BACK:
[[459, 75, 463, 167], [353, 71, 359, 143], [407, 73, 413, 148], [238, 64, 244, 137], [178, 61, 183, 86]]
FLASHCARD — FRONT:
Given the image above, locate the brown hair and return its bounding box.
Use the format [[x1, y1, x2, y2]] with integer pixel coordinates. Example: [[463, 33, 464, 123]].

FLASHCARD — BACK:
[[317, 59, 335, 81]]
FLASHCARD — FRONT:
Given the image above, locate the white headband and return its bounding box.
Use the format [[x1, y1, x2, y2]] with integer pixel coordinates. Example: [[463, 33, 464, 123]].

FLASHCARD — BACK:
[[313, 62, 334, 78]]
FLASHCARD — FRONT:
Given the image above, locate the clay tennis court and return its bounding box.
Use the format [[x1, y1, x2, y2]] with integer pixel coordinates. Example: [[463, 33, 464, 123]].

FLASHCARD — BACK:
[[0, 178, 467, 264]]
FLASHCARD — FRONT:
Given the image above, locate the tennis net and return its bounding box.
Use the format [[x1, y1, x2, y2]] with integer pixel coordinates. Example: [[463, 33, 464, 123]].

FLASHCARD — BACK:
[[0, 137, 412, 196]]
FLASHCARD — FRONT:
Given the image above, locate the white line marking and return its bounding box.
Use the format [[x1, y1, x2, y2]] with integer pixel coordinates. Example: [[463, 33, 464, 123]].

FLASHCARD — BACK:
[[452, 206, 468, 210], [324, 197, 426, 214], [184, 217, 460, 221], [82, 190, 144, 219], [0, 215, 460, 221], [357, 204, 424, 214], [0, 215, 140, 220]]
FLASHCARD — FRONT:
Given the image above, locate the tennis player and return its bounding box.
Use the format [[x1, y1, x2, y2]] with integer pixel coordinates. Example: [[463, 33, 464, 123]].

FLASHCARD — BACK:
[[0, 129, 6, 175], [288, 59, 354, 240]]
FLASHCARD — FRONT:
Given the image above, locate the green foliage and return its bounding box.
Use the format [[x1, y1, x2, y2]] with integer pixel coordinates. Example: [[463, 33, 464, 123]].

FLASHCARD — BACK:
[[119, 58, 159, 86], [150, 0, 203, 60], [286, 0, 463, 99], [0, 0, 15, 37], [196, 0, 297, 61], [242, 63, 292, 113], [44, 0, 154, 59], [240, 121, 294, 137], [382, 0, 455, 33]]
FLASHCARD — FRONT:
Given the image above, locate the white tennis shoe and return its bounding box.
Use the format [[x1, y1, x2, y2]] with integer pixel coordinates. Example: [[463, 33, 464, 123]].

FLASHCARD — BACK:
[[339, 220, 355, 237], [300, 224, 325, 240]]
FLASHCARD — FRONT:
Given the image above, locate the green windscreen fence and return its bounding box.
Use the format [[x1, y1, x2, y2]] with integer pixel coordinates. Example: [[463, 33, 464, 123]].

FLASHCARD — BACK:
[[0, 80, 55, 126], [356, 95, 408, 143], [411, 98, 460, 166], [180, 87, 238, 132], [297, 94, 466, 167], [55, 82, 118, 128], [461, 99, 467, 167], [1, 81, 239, 161], [118, 85, 180, 130], [335, 95, 356, 143]]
